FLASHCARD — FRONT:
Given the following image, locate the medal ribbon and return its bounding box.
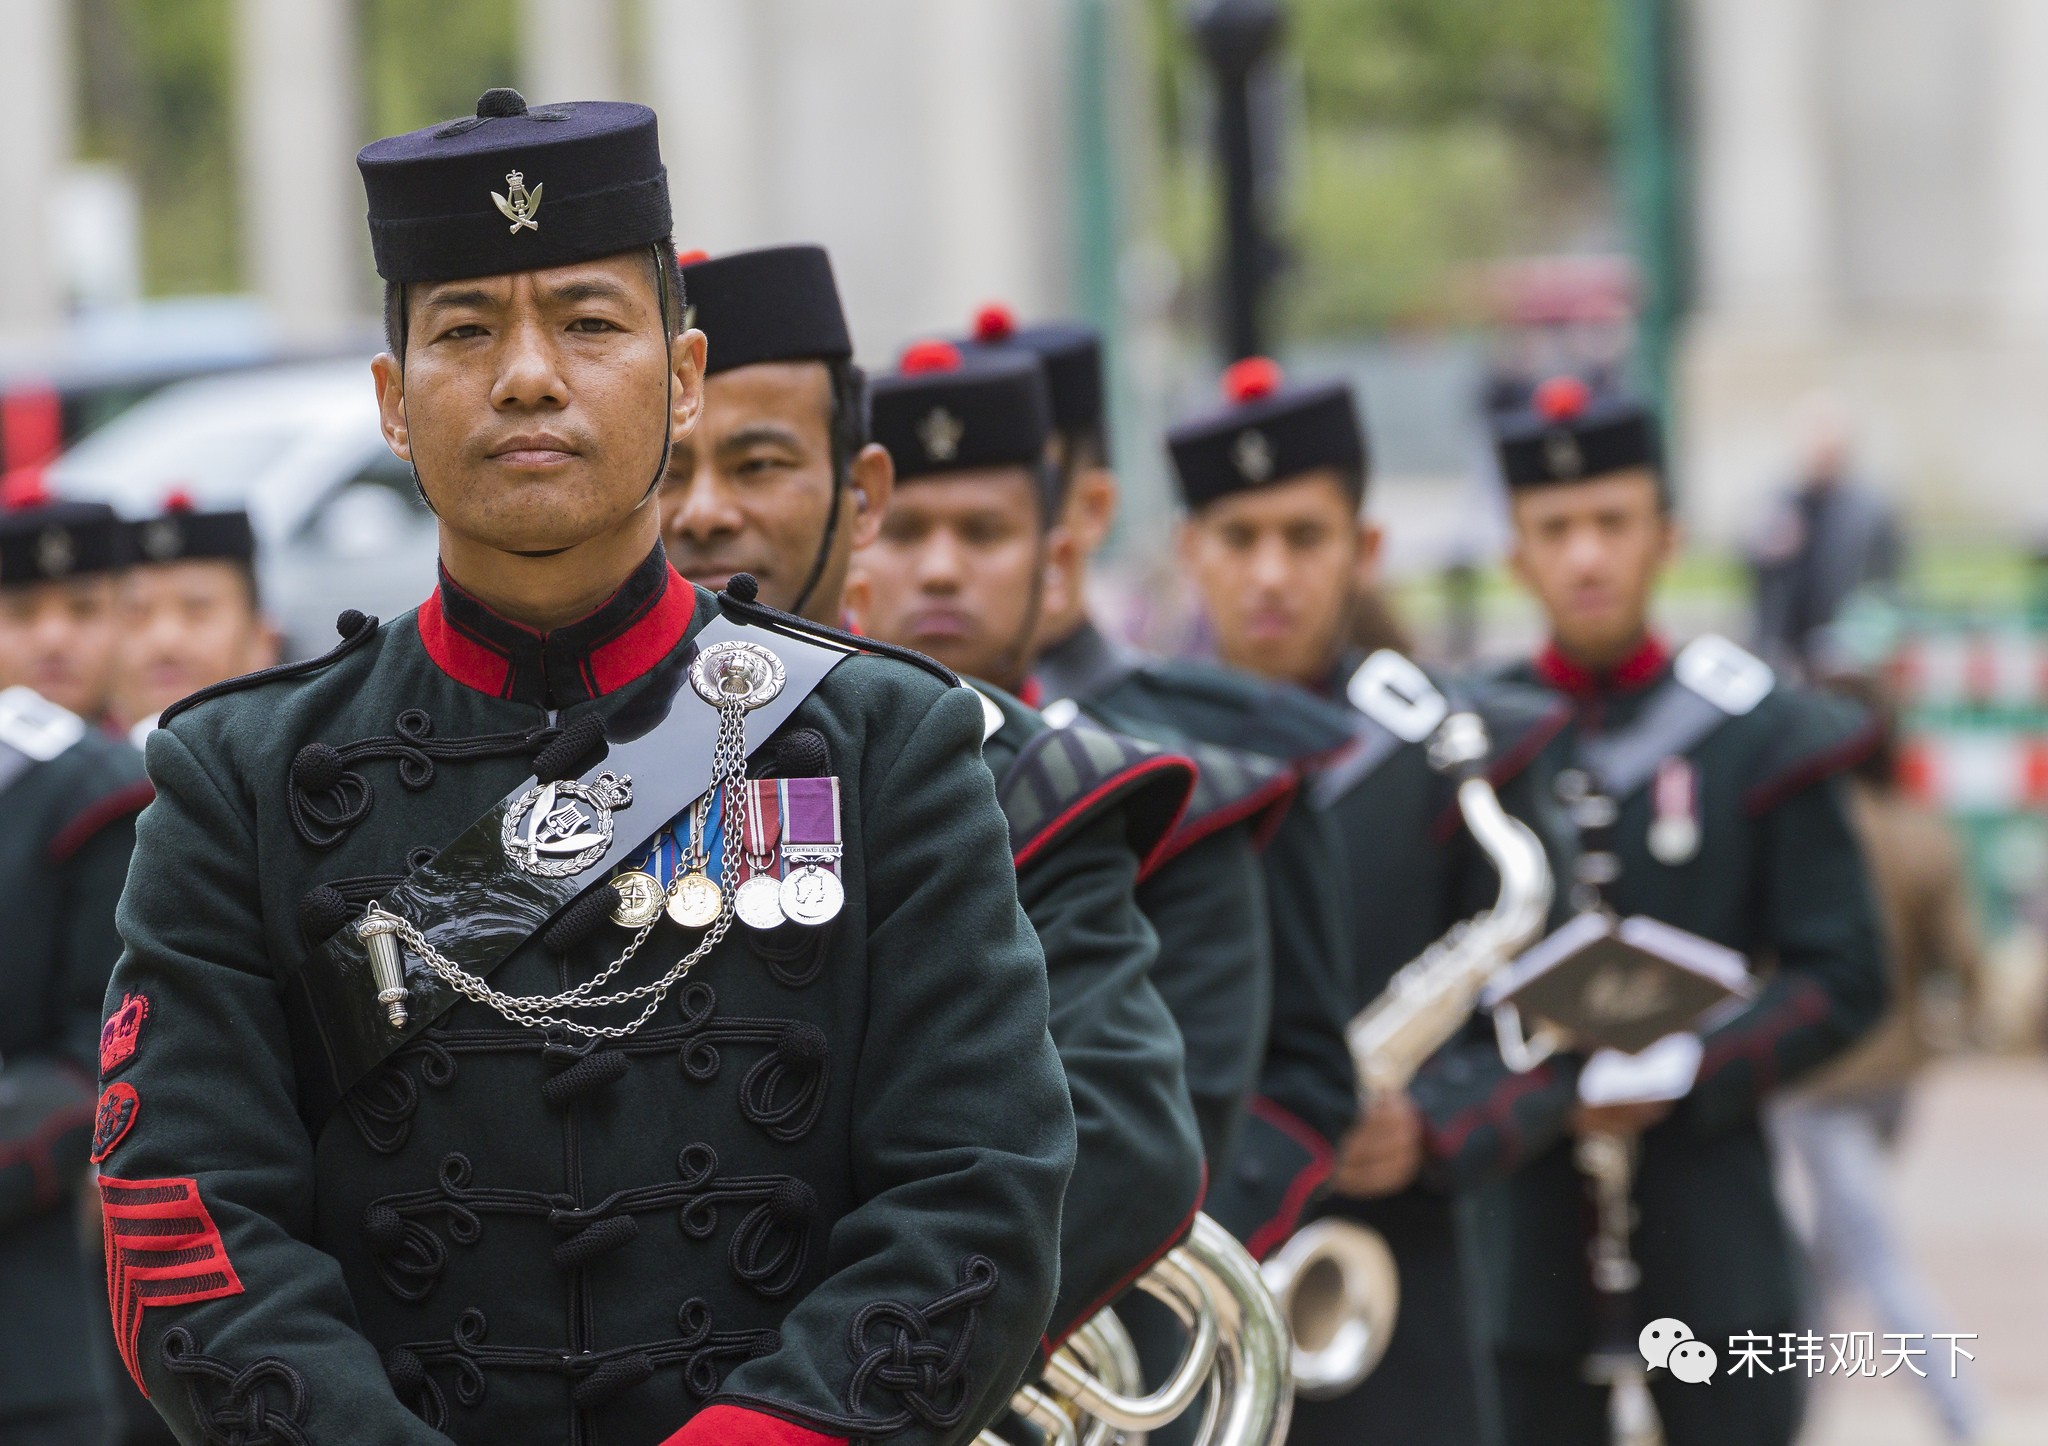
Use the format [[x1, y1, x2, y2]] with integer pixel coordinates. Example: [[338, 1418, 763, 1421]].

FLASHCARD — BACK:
[[1653, 756, 1695, 825], [779, 776, 842, 878], [743, 778, 783, 884]]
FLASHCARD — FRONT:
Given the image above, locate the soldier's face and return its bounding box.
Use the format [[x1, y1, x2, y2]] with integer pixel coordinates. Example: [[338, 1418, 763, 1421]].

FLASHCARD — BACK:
[[1176, 470, 1376, 687], [111, 561, 279, 728], [660, 362, 892, 622], [1509, 469, 1676, 664], [851, 469, 1059, 690], [0, 575, 120, 718], [371, 253, 705, 558]]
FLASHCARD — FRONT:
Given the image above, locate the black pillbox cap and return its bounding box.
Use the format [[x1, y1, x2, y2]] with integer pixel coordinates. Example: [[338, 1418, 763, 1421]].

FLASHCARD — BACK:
[[959, 307, 1106, 447], [0, 498, 130, 588], [358, 88, 671, 284], [1167, 361, 1366, 512], [871, 347, 1054, 486], [130, 501, 257, 567], [679, 245, 854, 376], [1493, 378, 1661, 490]]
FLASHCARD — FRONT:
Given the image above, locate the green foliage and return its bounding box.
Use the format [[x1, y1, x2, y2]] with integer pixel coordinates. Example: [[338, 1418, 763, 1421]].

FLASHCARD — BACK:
[[358, 0, 519, 141]]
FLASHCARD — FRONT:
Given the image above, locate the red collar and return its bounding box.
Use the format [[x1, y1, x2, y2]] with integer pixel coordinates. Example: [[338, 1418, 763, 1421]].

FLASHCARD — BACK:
[[1534, 634, 1670, 697], [417, 545, 697, 707]]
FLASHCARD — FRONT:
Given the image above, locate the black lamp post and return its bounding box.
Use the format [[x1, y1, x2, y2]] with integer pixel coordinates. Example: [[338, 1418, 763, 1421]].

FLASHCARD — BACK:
[[1191, 0, 1286, 363]]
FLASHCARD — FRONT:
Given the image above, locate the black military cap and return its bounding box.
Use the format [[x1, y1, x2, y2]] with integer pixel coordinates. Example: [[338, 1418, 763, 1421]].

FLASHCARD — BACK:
[[1167, 358, 1367, 512], [129, 492, 257, 567], [0, 483, 129, 588], [358, 88, 670, 284], [871, 343, 1056, 507], [959, 304, 1106, 452], [677, 245, 853, 377], [1493, 375, 1661, 490]]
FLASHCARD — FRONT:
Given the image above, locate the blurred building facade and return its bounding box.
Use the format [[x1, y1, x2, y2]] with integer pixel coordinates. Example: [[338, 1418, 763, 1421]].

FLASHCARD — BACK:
[[1683, 0, 2048, 544]]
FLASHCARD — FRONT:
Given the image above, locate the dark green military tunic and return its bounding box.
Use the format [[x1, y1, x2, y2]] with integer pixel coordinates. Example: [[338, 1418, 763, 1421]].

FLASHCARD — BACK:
[[1280, 649, 1565, 1446], [0, 688, 151, 1431], [98, 551, 1077, 1446], [1032, 622, 1356, 1255], [1411, 637, 1888, 1446], [971, 684, 1208, 1349]]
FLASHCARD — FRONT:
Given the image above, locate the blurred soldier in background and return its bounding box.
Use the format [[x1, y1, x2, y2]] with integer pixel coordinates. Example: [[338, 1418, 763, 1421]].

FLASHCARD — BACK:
[[1748, 393, 1904, 676], [0, 495, 154, 1445], [109, 495, 278, 745], [1775, 671, 1985, 1444], [0, 483, 129, 724]]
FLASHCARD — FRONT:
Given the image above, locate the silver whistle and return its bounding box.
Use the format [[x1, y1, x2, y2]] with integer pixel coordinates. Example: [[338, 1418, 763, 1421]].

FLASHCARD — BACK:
[[357, 906, 410, 1030]]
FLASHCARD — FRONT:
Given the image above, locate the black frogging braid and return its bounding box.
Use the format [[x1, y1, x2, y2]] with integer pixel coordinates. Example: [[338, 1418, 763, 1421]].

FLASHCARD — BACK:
[[716, 574, 957, 687], [161, 611, 380, 728]]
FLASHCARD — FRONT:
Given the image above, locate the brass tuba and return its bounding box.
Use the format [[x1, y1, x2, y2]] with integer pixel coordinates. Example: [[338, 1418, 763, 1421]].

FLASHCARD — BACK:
[[1262, 711, 1554, 1400], [981, 1213, 1292, 1446]]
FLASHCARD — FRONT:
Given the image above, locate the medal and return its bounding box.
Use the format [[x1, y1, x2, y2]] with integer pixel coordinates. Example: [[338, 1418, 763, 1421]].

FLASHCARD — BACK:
[[666, 793, 724, 928], [778, 776, 844, 925], [733, 778, 786, 929], [609, 870, 666, 928]]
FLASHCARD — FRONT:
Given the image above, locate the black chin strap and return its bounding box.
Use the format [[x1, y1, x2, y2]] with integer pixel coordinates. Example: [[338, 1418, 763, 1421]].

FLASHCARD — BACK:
[[788, 472, 847, 619]]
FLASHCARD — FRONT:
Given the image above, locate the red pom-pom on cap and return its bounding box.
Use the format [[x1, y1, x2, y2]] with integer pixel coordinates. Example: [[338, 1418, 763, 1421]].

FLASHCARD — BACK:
[[1221, 357, 1283, 405], [1533, 375, 1592, 423], [675, 248, 710, 267], [973, 303, 1017, 343], [899, 339, 963, 375], [162, 487, 196, 514], [0, 467, 52, 510]]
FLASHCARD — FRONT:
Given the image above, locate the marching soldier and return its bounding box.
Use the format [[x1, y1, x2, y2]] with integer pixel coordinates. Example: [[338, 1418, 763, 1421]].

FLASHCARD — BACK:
[[1158, 357, 1566, 1446], [1419, 377, 1888, 1445], [658, 247, 1207, 1356], [0, 481, 129, 725], [109, 496, 280, 746], [98, 91, 1077, 1446], [1, 497, 154, 1445]]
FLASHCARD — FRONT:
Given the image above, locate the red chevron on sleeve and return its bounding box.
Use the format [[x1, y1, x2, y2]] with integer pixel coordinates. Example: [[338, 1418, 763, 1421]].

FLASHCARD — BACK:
[[100, 1176, 245, 1396]]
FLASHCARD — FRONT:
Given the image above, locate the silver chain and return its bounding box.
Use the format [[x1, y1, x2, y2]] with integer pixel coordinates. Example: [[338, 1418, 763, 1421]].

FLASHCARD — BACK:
[[363, 698, 754, 1040]]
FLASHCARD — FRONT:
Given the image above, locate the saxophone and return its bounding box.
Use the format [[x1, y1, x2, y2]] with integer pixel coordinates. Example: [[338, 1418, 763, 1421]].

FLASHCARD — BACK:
[[1262, 710, 1555, 1399]]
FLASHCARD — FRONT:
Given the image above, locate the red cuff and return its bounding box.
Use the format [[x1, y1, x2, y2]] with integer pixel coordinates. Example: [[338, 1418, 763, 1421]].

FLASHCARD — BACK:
[[661, 1404, 847, 1446]]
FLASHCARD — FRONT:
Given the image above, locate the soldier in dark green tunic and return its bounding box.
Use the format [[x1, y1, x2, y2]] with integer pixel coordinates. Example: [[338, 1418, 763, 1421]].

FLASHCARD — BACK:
[[1160, 356, 1573, 1446], [658, 249, 1206, 1355], [0, 497, 153, 1446], [1413, 377, 1888, 1446], [98, 93, 1076, 1446]]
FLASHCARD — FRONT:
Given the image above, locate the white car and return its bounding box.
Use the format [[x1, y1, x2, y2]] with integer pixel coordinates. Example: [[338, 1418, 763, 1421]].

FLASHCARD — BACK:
[[48, 360, 440, 657]]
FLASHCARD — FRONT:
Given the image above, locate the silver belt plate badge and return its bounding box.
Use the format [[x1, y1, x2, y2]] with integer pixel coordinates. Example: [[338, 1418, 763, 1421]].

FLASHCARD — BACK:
[[691, 640, 786, 710], [503, 772, 633, 878]]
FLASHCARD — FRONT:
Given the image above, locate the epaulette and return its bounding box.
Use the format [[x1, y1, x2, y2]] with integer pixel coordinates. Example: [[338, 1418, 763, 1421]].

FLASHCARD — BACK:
[[0, 685, 86, 764], [1741, 686, 1880, 817], [160, 609, 382, 727], [1155, 738, 1297, 866], [715, 577, 957, 687], [982, 686, 1196, 879], [1126, 656, 1353, 764]]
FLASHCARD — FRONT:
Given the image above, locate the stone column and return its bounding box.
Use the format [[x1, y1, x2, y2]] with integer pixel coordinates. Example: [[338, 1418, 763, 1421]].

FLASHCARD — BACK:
[[643, 0, 769, 252], [521, 0, 622, 104], [1989, 0, 2048, 332], [234, 0, 359, 339], [0, 0, 72, 338]]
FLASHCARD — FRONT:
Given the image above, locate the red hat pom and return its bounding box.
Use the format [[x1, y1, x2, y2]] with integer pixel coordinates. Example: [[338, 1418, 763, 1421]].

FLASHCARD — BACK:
[[163, 487, 196, 514], [675, 248, 710, 267], [0, 467, 51, 510], [1221, 356, 1282, 405], [1533, 375, 1592, 423], [900, 339, 964, 375], [973, 303, 1017, 343]]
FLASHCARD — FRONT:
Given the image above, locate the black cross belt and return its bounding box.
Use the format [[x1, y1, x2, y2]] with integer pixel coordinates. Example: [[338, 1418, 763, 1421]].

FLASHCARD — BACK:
[[284, 613, 852, 1133]]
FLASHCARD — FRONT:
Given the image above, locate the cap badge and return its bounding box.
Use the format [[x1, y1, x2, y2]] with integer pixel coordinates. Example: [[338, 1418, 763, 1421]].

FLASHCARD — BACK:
[[35, 526, 75, 577], [1544, 428, 1584, 480], [1232, 428, 1274, 483], [492, 169, 543, 235], [918, 407, 965, 464], [140, 518, 183, 562]]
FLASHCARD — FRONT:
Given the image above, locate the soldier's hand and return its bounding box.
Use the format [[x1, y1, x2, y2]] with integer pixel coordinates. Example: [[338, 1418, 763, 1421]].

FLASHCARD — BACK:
[[1330, 1092, 1424, 1199], [1571, 1100, 1672, 1137]]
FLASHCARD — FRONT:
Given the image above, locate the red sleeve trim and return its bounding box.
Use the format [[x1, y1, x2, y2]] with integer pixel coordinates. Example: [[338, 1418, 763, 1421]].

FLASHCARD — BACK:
[[100, 1176, 246, 1396], [1428, 703, 1570, 844], [1742, 717, 1883, 818], [660, 1404, 847, 1446], [1041, 1161, 1207, 1360], [1241, 1098, 1335, 1261], [1013, 753, 1197, 881], [1151, 768, 1299, 870], [1695, 977, 1831, 1096], [48, 779, 155, 863], [1423, 1059, 1563, 1172]]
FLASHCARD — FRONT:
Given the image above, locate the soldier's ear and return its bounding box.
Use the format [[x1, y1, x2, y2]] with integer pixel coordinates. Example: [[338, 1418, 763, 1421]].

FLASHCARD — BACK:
[[847, 444, 894, 551], [371, 353, 411, 463]]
